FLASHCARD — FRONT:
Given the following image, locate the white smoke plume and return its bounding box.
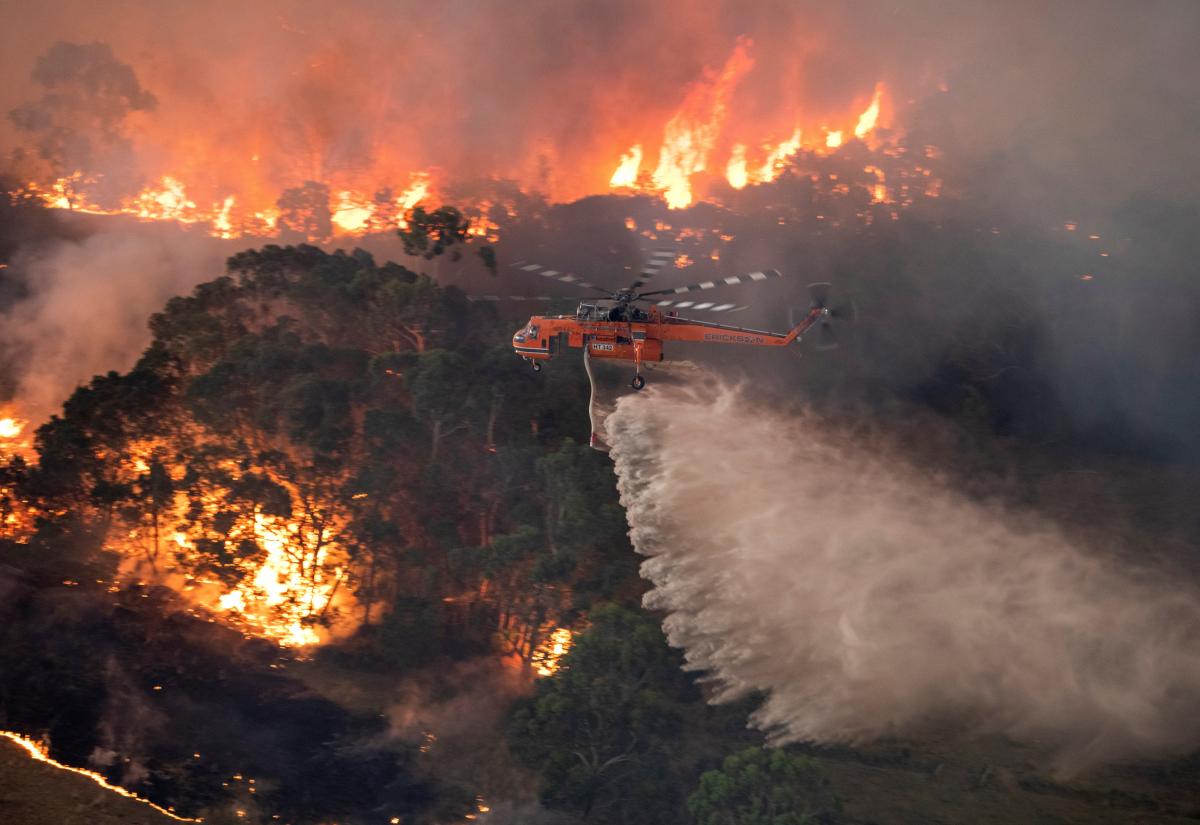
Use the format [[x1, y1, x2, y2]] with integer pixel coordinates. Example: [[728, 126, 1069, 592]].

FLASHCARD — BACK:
[[2, 225, 229, 425], [606, 378, 1200, 774]]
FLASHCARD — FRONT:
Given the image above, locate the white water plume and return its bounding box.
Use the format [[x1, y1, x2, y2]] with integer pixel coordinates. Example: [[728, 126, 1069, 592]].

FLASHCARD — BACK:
[[606, 378, 1200, 773]]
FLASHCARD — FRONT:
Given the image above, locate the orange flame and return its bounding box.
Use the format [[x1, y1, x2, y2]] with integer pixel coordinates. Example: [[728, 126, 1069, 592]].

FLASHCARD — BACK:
[[864, 165, 890, 203], [532, 627, 574, 677], [106, 438, 357, 648], [758, 127, 803, 183], [15, 39, 913, 227], [0, 417, 22, 440], [0, 730, 200, 822], [331, 190, 374, 235], [0, 405, 33, 461], [649, 37, 755, 208], [609, 144, 643, 188], [854, 83, 884, 139], [726, 144, 749, 190], [27, 170, 434, 242]]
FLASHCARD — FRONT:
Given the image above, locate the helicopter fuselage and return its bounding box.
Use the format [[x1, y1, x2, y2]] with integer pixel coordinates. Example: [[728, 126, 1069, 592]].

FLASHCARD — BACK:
[[512, 303, 822, 372]]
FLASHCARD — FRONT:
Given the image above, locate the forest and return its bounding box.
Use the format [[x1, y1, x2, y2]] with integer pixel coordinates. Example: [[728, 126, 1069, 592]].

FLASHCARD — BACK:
[[3, 137, 1200, 823], [3, 4, 1200, 822]]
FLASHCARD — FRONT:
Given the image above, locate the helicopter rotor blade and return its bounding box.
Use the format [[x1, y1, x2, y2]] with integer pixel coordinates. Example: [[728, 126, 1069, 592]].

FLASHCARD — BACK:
[[645, 299, 749, 314], [638, 268, 782, 299], [467, 294, 589, 303], [629, 248, 677, 290], [828, 302, 856, 321], [809, 281, 832, 309], [815, 320, 838, 350], [510, 260, 603, 292]]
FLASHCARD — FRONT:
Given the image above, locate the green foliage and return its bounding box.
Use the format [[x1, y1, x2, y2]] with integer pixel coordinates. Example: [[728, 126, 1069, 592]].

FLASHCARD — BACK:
[[687, 747, 839, 825], [10, 240, 605, 677], [509, 604, 697, 823], [537, 438, 627, 558], [397, 205, 471, 260]]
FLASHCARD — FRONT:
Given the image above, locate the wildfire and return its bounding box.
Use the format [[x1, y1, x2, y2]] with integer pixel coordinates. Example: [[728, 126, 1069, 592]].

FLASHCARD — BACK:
[[0, 406, 33, 460], [133, 176, 198, 222], [603, 41, 897, 205], [531, 627, 574, 677], [650, 36, 755, 209], [726, 144, 749, 190], [864, 165, 891, 203], [0, 417, 22, 440], [0, 730, 200, 822], [854, 83, 884, 139], [8, 36, 923, 233], [609, 144, 643, 188], [213, 195, 237, 239], [99, 435, 358, 649], [23, 171, 435, 242], [177, 506, 350, 648], [758, 127, 803, 183], [1, 410, 37, 539], [331, 190, 374, 235]]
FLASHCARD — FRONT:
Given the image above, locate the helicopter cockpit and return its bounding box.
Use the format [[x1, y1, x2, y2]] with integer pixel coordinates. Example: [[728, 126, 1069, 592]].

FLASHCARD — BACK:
[[575, 302, 649, 323]]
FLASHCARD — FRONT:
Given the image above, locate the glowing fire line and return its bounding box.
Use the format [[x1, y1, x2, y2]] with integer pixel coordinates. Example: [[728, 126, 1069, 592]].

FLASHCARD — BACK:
[[607, 48, 892, 205], [0, 730, 201, 822], [24, 172, 434, 241]]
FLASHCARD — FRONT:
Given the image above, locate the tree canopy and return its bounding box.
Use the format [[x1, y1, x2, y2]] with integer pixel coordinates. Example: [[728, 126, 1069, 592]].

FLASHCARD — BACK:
[[688, 747, 840, 825]]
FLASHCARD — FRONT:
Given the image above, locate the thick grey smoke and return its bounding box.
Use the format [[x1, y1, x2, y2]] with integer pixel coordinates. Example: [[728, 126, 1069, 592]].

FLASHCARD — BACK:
[[1, 225, 229, 424], [607, 379, 1200, 774]]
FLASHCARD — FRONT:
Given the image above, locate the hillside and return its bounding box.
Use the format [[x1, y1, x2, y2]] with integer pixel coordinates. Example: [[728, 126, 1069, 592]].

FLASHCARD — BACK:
[[2, 204, 1200, 822], [0, 733, 185, 825]]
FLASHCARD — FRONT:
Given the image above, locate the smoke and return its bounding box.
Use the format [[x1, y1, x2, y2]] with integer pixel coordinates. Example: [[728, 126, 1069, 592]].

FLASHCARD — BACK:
[[1, 1, 1196, 212], [88, 654, 166, 787], [9, 41, 156, 201], [386, 659, 543, 817], [1, 224, 229, 425], [606, 379, 1200, 774], [0, 1, 1196, 444]]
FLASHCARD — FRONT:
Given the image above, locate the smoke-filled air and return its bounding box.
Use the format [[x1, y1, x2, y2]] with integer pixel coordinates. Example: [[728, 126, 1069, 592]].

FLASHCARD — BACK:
[[3, 1, 1200, 823], [608, 379, 1200, 774]]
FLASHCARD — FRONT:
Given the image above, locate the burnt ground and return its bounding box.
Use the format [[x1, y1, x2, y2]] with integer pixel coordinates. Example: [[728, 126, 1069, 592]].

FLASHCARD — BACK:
[[0, 735, 180, 825]]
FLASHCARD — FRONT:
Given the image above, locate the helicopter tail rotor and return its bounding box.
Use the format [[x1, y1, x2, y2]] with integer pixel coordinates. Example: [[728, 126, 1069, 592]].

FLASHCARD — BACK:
[[804, 282, 854, 350]]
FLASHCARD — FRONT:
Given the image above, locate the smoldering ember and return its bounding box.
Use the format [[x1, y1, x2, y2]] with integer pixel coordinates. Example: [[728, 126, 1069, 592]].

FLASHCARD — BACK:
[[2, 2, 1200, 824]]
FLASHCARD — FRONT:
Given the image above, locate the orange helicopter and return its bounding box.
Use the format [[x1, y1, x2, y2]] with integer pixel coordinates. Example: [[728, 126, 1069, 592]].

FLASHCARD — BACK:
[[487, 249, 849, 447], [505, 249, 847, 385]]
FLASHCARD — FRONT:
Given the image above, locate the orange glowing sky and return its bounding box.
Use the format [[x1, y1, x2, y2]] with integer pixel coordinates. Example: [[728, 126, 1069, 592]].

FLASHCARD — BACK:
[[1, 1, 922, 232]]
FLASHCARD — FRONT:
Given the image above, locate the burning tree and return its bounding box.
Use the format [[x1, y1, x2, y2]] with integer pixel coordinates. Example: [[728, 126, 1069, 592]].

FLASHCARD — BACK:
[[9, 42, 156, 207], [3, 239, 617, 659]]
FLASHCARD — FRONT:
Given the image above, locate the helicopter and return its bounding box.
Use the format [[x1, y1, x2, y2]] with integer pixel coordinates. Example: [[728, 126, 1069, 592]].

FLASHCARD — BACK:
[[505, 248, 848, 388]]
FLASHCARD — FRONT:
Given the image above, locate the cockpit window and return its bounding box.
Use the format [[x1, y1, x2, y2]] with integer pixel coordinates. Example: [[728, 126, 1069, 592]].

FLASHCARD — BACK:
[[526, 324, 540, 337]]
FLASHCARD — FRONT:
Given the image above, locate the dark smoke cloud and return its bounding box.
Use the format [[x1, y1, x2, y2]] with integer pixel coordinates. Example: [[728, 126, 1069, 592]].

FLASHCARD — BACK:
[[607, 378, 1200, 775]]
